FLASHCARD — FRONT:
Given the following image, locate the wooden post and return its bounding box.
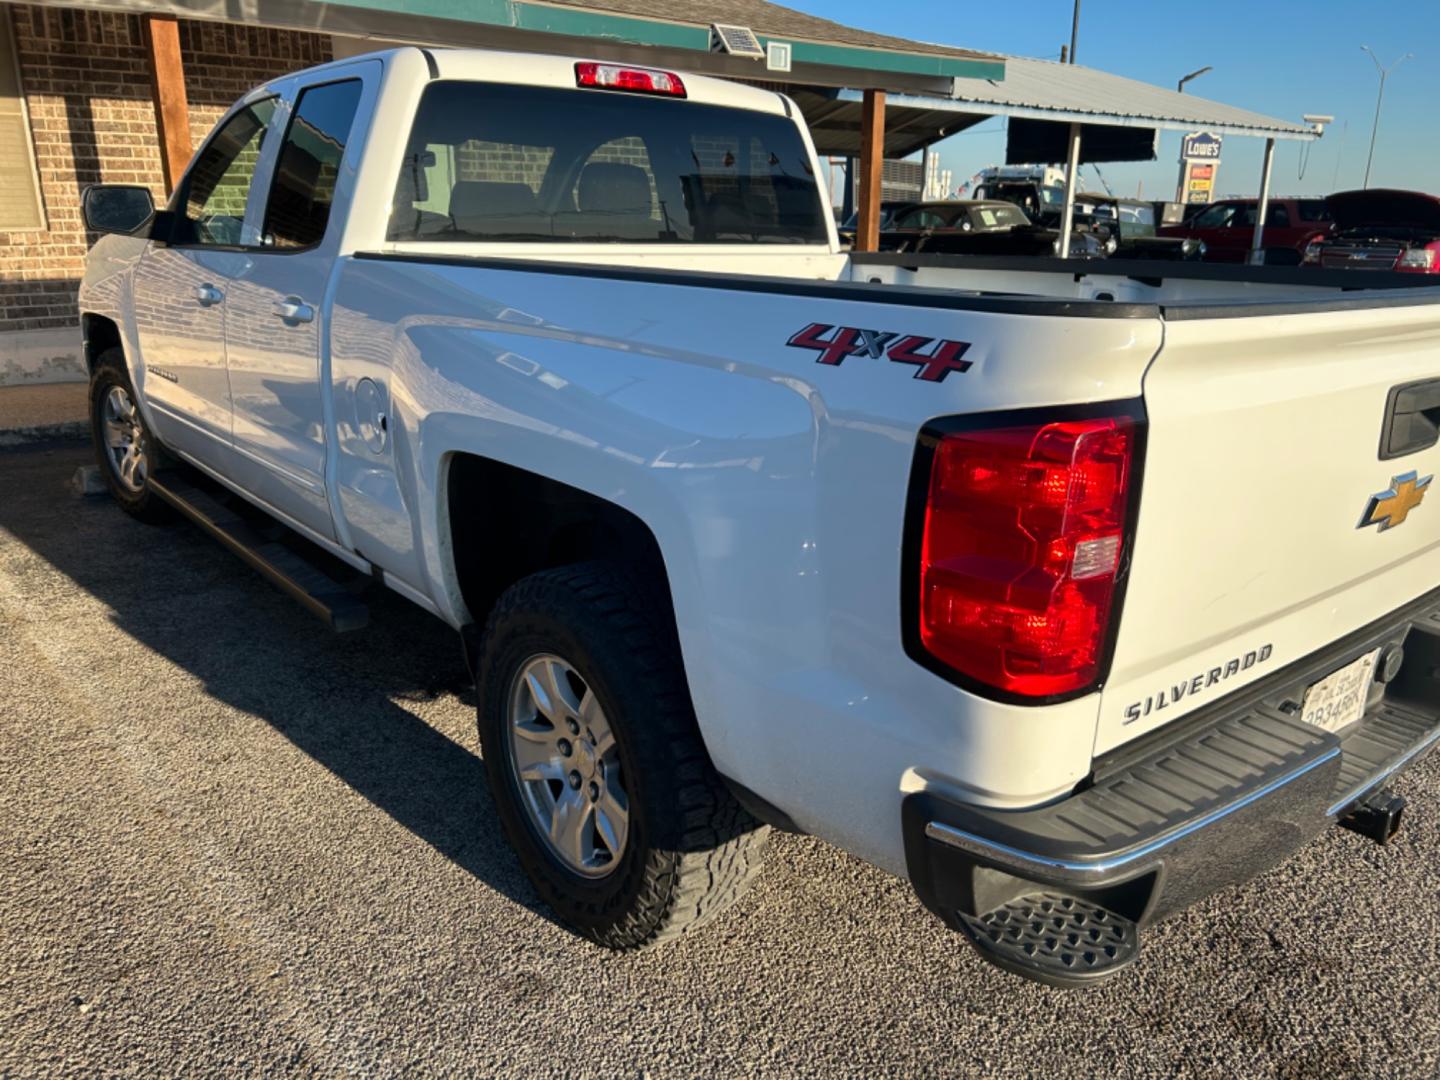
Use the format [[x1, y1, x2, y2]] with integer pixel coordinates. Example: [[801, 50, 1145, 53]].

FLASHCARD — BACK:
[[144, 14, 191, 194], [855, 89, 885, 252]]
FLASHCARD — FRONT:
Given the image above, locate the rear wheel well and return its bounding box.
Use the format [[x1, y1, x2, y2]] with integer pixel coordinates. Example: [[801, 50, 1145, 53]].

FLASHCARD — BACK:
[[447, 453, 676, 635], [82, 314, 123, 373]]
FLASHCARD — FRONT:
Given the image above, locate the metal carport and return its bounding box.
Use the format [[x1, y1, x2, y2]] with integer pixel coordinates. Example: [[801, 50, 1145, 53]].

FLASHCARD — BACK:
[[822, 56, 1323, 257]]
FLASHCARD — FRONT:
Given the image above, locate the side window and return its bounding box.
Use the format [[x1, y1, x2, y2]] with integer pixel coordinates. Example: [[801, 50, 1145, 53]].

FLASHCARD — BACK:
[[895, 209, 945, 229], [178, 99, 276, 246], [1267, 204, 1291, 228], [262, 79, 363, 250], [1191, 203, 1235, 229]]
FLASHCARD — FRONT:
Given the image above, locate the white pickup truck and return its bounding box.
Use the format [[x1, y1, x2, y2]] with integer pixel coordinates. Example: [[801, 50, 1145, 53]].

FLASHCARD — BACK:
[[78, 46, 1440, 987]]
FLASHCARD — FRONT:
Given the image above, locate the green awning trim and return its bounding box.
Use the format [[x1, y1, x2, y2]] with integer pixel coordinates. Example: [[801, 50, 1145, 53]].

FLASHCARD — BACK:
[[769, 38, 1004, 80], [514, 6, 709, 49], [330, 0, 1003, 82]]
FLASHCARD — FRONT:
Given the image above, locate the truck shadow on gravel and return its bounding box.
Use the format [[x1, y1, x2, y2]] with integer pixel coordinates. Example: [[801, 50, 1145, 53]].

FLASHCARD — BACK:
[[0, 441, 557, 925]]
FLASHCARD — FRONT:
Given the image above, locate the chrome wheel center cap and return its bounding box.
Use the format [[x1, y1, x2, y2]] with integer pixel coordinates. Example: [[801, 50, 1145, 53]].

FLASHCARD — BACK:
[[573, 739, 597, 779]]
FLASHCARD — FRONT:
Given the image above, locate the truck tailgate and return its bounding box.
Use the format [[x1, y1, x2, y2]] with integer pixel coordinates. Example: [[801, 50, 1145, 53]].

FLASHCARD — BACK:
[[1098, 299, 1440, 753]]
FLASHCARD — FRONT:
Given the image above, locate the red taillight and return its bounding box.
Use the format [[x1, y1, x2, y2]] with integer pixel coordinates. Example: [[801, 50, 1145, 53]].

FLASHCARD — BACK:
[[575, 61, 686, 97], [918, 415, 1138, 698]]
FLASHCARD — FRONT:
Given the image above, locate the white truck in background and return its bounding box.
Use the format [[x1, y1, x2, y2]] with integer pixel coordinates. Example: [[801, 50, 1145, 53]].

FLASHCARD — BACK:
[[77, 46, 1440, 987]]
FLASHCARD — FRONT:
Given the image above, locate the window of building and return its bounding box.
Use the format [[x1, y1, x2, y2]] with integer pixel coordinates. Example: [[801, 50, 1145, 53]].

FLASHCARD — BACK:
[[262, 79, 363, 249], [0, 11, 45, 231]]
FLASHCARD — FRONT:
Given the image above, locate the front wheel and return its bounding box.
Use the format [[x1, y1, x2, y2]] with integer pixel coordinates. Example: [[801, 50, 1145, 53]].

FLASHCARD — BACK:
[[477, 562, 769, 949], [88, 348, 172, 523]]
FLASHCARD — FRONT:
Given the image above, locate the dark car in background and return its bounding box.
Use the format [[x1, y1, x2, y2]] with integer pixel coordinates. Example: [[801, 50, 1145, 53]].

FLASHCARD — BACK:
[[837, 200, 917, 245], [1078, 194, 1205, 260], [974, 179, 1068, 227], [889, 199, 1031, 236], [1302, 189, 1440, 274], [1158, 197, 1332, 262], [878, 199, 1113, 258]]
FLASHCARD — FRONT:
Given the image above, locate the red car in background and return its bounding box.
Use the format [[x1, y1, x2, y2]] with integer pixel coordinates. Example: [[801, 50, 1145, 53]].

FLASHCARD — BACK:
[[1302, 189, 1440, 274], [1158, 197, 1332, 263]]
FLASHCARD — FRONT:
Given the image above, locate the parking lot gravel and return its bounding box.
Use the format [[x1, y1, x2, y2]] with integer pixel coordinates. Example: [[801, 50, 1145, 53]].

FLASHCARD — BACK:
[[3, 439, 1438, 1078]]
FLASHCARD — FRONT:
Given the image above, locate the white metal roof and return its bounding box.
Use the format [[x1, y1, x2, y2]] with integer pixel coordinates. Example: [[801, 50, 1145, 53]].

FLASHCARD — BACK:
[[839, 56, 1320, 143], [953, 57, 1319, 140]]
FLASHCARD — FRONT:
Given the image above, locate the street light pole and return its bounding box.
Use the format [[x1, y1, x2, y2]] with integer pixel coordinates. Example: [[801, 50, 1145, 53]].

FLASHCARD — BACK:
[[1174, 67, 1213, 202], [1068, 0, 1080, 63], [1360, 46, 1411, 189], [1177, 65, 1213, 93]]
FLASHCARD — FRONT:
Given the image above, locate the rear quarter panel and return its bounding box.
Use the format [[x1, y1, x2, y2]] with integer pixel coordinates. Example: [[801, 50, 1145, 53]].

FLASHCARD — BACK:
[[329, 256, 1162, 871]]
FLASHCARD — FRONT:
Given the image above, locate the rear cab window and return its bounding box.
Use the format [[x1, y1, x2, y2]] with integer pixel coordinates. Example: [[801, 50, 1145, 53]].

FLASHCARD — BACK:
[[388, 82, 829, 245]]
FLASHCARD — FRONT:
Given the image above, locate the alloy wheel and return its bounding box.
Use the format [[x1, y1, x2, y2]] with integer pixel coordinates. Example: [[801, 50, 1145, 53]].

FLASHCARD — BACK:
[[507, 653, 629, 878]]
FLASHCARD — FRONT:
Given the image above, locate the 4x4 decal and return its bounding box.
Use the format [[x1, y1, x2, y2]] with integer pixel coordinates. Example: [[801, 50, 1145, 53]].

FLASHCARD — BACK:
[[786, 322, 973, 383]]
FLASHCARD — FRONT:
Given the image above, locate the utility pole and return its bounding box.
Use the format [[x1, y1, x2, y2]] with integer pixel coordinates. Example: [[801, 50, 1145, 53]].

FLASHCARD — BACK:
[[1360, 46, 1411, 189], [1068, 0, 1080, 63]]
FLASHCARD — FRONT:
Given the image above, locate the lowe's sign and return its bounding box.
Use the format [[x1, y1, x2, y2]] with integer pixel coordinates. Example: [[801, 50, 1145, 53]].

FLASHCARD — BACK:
[[1181, 131, 1223, 161]]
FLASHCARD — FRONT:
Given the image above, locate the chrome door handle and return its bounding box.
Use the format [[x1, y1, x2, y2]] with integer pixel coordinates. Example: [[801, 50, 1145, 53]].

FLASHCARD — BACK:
[[194, 283, 223, 306], [273, 297, 315, 324]]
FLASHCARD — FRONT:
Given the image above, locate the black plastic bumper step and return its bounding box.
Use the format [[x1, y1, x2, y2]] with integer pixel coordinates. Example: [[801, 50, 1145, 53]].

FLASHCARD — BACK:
[[149, 471, 369, 633], [958, 893, 1140, 988]]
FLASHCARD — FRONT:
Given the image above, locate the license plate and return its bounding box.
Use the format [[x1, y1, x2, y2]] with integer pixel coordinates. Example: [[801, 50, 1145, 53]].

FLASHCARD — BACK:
[[1300, 648, 1381, 733]]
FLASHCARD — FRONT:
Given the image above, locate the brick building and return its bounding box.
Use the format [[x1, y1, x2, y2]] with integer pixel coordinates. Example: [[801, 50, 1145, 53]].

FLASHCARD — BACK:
[[0, 5, 332, 383]]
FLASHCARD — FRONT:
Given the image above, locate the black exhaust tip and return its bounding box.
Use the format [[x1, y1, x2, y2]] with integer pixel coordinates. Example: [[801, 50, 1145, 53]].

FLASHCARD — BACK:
[[1339, 788, 1406, 845]]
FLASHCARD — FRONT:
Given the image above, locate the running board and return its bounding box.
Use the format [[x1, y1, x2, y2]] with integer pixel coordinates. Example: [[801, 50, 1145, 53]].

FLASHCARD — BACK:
[[148, 472, 370, 633]]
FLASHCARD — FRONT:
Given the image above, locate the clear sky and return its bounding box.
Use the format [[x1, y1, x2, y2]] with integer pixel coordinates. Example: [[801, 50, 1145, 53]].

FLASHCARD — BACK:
[[786, 0, 1438, 200]]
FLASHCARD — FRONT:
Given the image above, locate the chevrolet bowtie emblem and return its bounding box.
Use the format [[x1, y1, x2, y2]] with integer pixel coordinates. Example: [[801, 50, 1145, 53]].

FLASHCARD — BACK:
[[1359, 471, 1432, 532]]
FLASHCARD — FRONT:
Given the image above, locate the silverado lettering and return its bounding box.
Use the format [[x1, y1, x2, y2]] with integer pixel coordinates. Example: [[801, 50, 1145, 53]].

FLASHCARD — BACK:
[[1123, 644, 1275, 724]]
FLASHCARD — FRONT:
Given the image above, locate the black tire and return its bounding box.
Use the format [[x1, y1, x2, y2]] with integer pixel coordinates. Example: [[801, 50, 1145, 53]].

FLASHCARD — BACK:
[[88, 348, 173, 524], [477, 562, 768, 949]]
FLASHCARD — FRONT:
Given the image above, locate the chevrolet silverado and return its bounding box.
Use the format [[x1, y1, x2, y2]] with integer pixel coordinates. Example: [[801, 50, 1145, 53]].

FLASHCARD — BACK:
[[77, 47, 1440, 987]]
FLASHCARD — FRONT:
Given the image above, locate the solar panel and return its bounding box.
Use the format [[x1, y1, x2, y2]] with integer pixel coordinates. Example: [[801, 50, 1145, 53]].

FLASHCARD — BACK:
[[710, 24, 765, 58]]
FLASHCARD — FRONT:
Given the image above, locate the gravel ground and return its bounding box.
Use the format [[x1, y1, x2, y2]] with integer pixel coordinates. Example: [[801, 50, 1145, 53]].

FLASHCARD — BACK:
[[2, 440, 1438, 1078]]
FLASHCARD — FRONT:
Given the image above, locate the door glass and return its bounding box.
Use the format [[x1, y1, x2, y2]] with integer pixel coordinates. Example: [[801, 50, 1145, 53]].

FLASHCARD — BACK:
[[262, 79, 363, 249], [177, 99, 276, 246], [1191, 203, 1237, 229]]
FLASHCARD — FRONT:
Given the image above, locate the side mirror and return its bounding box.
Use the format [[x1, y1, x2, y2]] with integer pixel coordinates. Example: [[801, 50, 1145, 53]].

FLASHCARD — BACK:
[[82, 185, 156, 236]]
